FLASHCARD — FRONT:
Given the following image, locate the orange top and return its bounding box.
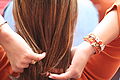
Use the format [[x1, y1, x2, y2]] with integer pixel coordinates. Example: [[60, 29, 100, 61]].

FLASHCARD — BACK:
[[0, 1, 120, 80], [0, 45, 11, 80], [91, 0, 115, 21]]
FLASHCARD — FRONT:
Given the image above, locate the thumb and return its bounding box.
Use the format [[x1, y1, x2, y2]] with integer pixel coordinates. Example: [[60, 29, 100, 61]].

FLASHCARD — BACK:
[[28, 52, 46, 61], [49, 71, 71, 80]]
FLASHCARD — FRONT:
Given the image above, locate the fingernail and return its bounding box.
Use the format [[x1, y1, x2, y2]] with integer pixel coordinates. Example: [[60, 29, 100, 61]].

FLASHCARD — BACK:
[[39, 52, 46, 59], [49, 76, 52, 78], [41, 52, 46, 57], [49, 74, 56, 79], [42, 52, 46, 55], [49, 75, 54, 78]]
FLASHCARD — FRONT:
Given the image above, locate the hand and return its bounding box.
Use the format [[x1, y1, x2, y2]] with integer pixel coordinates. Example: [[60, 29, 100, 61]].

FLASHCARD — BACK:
[[0, 18, 46, 73], [49, 42, 94, 79]]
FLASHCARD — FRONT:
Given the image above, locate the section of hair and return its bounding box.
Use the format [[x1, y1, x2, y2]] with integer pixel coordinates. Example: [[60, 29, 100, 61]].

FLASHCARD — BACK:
[[13, 0, 77, 80]]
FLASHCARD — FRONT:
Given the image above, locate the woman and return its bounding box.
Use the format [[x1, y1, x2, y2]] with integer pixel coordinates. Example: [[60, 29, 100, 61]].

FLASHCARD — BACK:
[[0, 15, 46, 80], [0, 0, 119, 80], [13, 0, 77, 80], [0, 0, 77, 80], [50, 0, 120, 80]]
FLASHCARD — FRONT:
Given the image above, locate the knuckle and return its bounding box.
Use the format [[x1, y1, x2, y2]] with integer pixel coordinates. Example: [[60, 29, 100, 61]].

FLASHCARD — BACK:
[[16, 65, 20, 69], [24, 64, 29, 68], [12, 67, 17, 72], [26, 64, 29, 67], [25, 65, 29, 68], [16, 63, 22, 69], [12, 68, 20, 73], [24, 53, 29, 58], [19, 69, 24, 73]]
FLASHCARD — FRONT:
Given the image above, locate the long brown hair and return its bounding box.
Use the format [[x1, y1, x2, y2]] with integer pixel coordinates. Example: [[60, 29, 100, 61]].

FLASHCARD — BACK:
[[13, 0, 77, 80]]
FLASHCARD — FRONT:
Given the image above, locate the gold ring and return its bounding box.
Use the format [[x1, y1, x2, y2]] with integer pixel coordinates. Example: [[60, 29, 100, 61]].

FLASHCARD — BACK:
[[31, 60, 37, 64]]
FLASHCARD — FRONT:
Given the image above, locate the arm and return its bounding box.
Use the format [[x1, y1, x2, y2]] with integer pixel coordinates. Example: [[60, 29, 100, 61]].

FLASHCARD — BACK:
[[92, 10, 119, 44], [49, 9, 119, 79], [0, 15, 46, 73]]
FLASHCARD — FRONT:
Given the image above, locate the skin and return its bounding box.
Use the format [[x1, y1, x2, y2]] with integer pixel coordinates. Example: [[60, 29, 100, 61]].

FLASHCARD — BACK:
[[0, 5, 119, 80], [0, 15, 46, 73], [49, 10, 119, 79]]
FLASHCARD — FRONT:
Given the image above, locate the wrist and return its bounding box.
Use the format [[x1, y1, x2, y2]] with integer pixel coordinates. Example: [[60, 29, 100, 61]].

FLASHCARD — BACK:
[[0, 15, 10, 40], [0, 23, 14, 45], [77, 41, 95, 57]]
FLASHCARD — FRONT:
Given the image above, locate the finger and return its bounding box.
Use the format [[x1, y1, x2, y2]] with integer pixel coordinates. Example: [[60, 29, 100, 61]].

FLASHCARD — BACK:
[[9, 67, 21, 78], [15, 68, 24, 73], [15, 62, 29, 69], [12, 67, 24, 73], [28, 52, 46, 61], [22, 58, 32, 64], [22, 63, 29, 68], [10, 72, 21, 78], [49, 72, 71, 80]]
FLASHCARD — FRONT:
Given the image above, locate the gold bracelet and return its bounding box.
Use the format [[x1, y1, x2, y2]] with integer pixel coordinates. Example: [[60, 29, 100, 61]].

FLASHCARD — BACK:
[[0, 21, 7, 28]]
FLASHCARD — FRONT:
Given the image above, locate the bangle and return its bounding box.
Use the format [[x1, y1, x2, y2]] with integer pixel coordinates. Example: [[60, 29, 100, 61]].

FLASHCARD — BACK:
[[83, 33, 105, 54], [0, 21, 7, 28]]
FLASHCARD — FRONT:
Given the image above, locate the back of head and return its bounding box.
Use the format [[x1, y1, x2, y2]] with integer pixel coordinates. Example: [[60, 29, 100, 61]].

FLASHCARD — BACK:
[[13, 0, 77, 80]]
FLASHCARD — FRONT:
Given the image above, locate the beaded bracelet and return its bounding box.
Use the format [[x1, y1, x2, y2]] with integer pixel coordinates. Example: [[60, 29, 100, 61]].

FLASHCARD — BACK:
[[83, 33, 105, 54], [0, 21, 7, 28]]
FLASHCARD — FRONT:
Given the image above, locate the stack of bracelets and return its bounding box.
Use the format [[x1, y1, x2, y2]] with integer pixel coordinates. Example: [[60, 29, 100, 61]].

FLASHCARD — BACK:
[[83, 33, 105, 54]]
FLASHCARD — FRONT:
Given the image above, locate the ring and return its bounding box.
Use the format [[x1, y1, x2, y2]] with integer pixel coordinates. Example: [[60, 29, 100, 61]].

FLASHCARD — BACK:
[[31, 60, 37, 64]]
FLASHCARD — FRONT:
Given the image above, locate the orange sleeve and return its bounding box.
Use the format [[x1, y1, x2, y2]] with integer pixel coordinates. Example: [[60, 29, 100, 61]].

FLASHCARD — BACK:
[[91, 0, 115, 21], [0, 45, 11, 80]]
